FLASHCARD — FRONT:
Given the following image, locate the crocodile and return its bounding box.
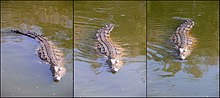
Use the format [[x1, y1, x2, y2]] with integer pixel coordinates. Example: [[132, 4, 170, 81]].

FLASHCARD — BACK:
[[171, 18, 197, 60], [96, 24, 123, 73], [10, 29, 66, 82]]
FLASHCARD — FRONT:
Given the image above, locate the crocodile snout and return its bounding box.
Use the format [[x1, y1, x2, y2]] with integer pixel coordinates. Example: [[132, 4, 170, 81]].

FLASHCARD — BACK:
[[111, 67, 119, 73], [53, 76, 61, 82]]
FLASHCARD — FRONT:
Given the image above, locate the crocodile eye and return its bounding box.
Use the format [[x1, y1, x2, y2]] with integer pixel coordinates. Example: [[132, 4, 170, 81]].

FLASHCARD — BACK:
[[58, 68, 61, 71]]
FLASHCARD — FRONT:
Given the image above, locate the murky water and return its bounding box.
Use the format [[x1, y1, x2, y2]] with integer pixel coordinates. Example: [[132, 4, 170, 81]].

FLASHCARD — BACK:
[[147, 1, 219, 97], [1, 1, 219, 97], [1, 1, 73, 97], [74, 1, 146, 97]]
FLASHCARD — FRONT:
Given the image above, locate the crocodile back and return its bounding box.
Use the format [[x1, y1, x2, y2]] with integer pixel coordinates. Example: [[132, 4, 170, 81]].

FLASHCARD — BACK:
[[171, 19, 196, 60], [96, 24, 123, 72], [96, 24, 118, 58]]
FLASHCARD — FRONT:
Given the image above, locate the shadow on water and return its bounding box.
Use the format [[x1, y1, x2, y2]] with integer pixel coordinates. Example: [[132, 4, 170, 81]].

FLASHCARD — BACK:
[[74, 1, 146, 97], [1, 1, 73, 97], [147, 1, 219, 96]]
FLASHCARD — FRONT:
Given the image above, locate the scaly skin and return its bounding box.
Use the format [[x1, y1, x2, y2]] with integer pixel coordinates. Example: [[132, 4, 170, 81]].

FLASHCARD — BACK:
[[11, 29, 66, 82], [171, 19, 196, 60], [96, 24, 123, 73]]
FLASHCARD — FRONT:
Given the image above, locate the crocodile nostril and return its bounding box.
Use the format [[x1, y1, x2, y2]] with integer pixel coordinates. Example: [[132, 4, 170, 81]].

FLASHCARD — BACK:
[[53, 76, 61, 82], [179, 57, 185, 60], [111, 67, 119, 73]]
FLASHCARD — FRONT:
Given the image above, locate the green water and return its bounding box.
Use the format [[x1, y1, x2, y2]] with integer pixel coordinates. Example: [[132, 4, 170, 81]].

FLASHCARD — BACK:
[[1, 1, 73, 96], [74, 1, 146, 97], [1, 1, 219, 97], [147, 1, 219, 97]]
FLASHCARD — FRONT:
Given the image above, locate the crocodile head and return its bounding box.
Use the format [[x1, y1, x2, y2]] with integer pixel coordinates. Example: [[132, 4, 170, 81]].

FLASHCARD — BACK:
[[178, 47, 191, 60], [110, 59, 120, 73], [51, 66, 66, 82], [106, 58, 123, 73]]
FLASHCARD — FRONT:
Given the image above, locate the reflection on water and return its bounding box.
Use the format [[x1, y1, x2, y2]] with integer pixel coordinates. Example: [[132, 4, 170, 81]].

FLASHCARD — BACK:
[[74, 1, 146, 97], [1, 1, 73, 97], [147, 1, 219, 96]]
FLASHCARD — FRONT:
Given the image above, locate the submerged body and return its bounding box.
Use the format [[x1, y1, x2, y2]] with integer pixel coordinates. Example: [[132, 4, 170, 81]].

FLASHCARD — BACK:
[[11, 29, 66, 82], [171, 18, 197, 60], [96, 24, 123, 73]]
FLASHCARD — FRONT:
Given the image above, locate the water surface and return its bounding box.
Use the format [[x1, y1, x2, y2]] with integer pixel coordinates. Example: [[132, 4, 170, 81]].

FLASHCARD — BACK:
[[147, 1, 219, 97], [74, 1, 146, 97], [1, 1, 73, 97]]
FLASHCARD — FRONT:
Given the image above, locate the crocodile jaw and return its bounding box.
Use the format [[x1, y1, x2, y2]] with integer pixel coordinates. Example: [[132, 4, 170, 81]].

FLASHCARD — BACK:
[[52, 66, 66, 82], [180, 55, 186, 60], [110, 59, 120, 73], [179, 48, 191, 60]]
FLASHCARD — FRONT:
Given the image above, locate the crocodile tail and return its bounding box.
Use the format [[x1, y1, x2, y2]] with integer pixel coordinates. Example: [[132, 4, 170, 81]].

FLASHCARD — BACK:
[[173, 17, 194, 23], [10, 29, 39, 40], [10, 29, 21, 34], [106, 24, 114, 31], [179, 19, 195, 30], [172, 17, 191, 21], [97, 24, 114, 36]]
